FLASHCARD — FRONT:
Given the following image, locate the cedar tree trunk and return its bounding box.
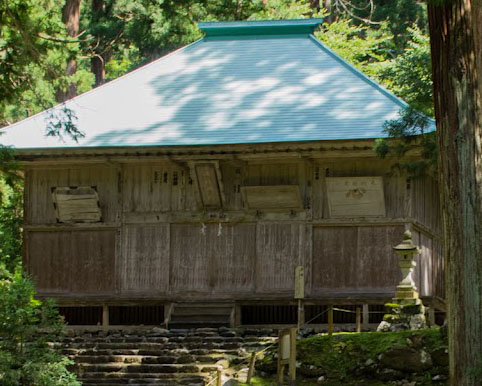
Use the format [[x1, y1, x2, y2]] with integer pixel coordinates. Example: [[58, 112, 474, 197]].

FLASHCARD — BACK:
[[91, 0, 106, 87], [57, 0, 82, 102], [427, 1, 482, 385]]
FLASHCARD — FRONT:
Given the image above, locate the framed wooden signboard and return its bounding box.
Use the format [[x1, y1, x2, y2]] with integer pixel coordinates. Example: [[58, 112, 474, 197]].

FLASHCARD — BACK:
[[326, 176, 386, 218]]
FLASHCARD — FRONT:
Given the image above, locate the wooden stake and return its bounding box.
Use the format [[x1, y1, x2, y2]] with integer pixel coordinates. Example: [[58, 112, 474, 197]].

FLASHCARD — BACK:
[[356, 307, 361, 332], [247, 352, 256, 383], [278, 364, 285, 385], [297, 299, 305, 330], [277, 330, 284, 385], [328, 306, 333, 336], [216, 368, 222, 386], [289, 328, 297, 385]]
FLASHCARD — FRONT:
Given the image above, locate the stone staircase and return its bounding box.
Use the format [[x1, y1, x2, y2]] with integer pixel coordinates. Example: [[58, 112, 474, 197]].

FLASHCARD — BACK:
[[63, 327, 277, 386]]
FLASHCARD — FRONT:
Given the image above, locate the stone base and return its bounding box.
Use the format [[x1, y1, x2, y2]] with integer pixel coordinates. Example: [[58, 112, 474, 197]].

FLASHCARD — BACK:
[[395, 286, 419, 299], [377, 298, 427, 332]]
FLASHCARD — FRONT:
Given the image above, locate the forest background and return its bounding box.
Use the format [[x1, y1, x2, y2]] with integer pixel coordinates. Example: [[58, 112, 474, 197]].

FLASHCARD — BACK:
[[0, 1, 435, 384]]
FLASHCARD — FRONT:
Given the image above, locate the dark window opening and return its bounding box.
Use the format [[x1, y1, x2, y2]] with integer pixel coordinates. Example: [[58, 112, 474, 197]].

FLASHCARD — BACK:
[[109, 305, 164, 325], [241, 305, 297, 325], [305, 305, 361, 324], [369, 304, 386, 324], [58, 306, 103, 325]]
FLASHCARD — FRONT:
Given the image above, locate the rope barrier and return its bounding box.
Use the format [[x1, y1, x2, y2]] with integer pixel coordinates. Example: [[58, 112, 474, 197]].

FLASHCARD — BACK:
[[205, 306, 388, 385], [304, 308, 329, 325], [204, 340, 277, 386]]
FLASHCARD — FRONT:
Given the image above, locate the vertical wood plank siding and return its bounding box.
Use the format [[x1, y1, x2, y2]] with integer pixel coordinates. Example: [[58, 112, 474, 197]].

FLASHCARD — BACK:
[[170, 223, 256, 294], [411, 176, 441, 233], [26, 167, 119, 224], [311, 226, 403, 294], [119, 225, 170, 293], [27, 230, 116, 294], [24, 158, 442, 300]]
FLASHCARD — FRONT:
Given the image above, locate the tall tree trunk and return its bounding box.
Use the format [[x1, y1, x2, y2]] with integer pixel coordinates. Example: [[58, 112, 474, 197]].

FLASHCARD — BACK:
[[91, 0, 105, 87], [57, 0, 82, 102], [321, 0, 333, 23], [427, 1, 482, 385]]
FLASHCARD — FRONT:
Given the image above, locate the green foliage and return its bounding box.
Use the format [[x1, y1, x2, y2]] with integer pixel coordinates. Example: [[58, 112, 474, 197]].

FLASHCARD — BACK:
[[248, 0, 314, 20], [0, 177, 23, 272], [374, 107, 437, 176], [82, 0, 266, 80], [0, 0, 92, 127], [0, 268, 80, 385], [316, 18, 393, 80], [380, 28, 433, 116], [45, 105, 83, 142], [328, 0, 427, 53]]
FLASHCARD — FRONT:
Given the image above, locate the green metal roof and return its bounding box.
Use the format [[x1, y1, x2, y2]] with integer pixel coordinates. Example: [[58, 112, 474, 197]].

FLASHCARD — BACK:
[[1, 19, 432, 150]]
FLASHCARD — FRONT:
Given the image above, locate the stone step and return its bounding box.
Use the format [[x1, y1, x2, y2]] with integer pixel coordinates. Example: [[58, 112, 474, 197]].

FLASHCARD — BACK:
[[63, 348, 242, 358], [75, 363, 201, 374], [63, 341, 243, 351], [70, 353, 233, 366], [64, 327, 277, 386], [167, 321, 230, 330], [79, 372, 205, 385]]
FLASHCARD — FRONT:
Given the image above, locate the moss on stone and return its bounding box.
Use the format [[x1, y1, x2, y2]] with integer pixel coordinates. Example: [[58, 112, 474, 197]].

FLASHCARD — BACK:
[[255, 328, 446, 385]]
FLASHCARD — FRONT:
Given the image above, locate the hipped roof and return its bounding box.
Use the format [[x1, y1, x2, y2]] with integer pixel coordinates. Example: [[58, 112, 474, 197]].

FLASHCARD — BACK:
[[2, 19, 418, 150]]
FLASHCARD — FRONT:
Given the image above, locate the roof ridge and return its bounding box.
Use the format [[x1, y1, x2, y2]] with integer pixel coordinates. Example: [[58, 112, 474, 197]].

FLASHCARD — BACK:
[[199, 18, 324, 37]]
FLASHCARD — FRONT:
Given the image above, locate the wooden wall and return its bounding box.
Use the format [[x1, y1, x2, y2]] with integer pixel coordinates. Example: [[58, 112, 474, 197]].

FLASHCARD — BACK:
[[27, 230, 116, 294], [312, 225, 403, 295], [24, 156, 443, 301]]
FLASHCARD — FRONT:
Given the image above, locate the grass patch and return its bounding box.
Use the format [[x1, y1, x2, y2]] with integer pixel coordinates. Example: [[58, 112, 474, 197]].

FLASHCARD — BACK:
[[255, 328, 446, 385], [298, 329, 442, 377], [240, 376, 389, 385]]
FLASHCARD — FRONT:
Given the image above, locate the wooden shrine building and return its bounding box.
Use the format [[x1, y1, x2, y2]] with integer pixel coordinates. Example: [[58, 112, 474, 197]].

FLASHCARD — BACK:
[[2, 19, 444, 328]]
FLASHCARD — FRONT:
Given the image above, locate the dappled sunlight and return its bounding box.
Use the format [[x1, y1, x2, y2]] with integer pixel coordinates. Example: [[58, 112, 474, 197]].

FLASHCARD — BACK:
[[2, 34, 407, 149]]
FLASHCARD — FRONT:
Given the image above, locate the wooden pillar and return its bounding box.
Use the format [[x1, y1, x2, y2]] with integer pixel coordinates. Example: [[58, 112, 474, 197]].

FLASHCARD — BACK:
[[362, 304, 369, 330], [428, 307, 436, 327], [235, 304, 242, 327], [164, 303, 173, 328], [230, 305, 236, 328], [356, 307, 361, 333], [102, 304, 109, 326], [328, 306, 333, 336]]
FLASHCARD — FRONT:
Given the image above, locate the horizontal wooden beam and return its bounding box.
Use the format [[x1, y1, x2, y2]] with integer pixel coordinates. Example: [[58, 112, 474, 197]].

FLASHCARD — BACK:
[[15, 137, 428, 165], [24, 224, 120, 231]]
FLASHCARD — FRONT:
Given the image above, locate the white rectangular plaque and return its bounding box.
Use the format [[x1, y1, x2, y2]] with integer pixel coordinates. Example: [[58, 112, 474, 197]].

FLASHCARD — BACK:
[[326, 177, 386, 217]]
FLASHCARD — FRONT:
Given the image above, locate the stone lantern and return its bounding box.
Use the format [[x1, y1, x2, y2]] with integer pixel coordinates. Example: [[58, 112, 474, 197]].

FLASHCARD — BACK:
[[393, 230, 420, 301], [377, 230, 427, 331]]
